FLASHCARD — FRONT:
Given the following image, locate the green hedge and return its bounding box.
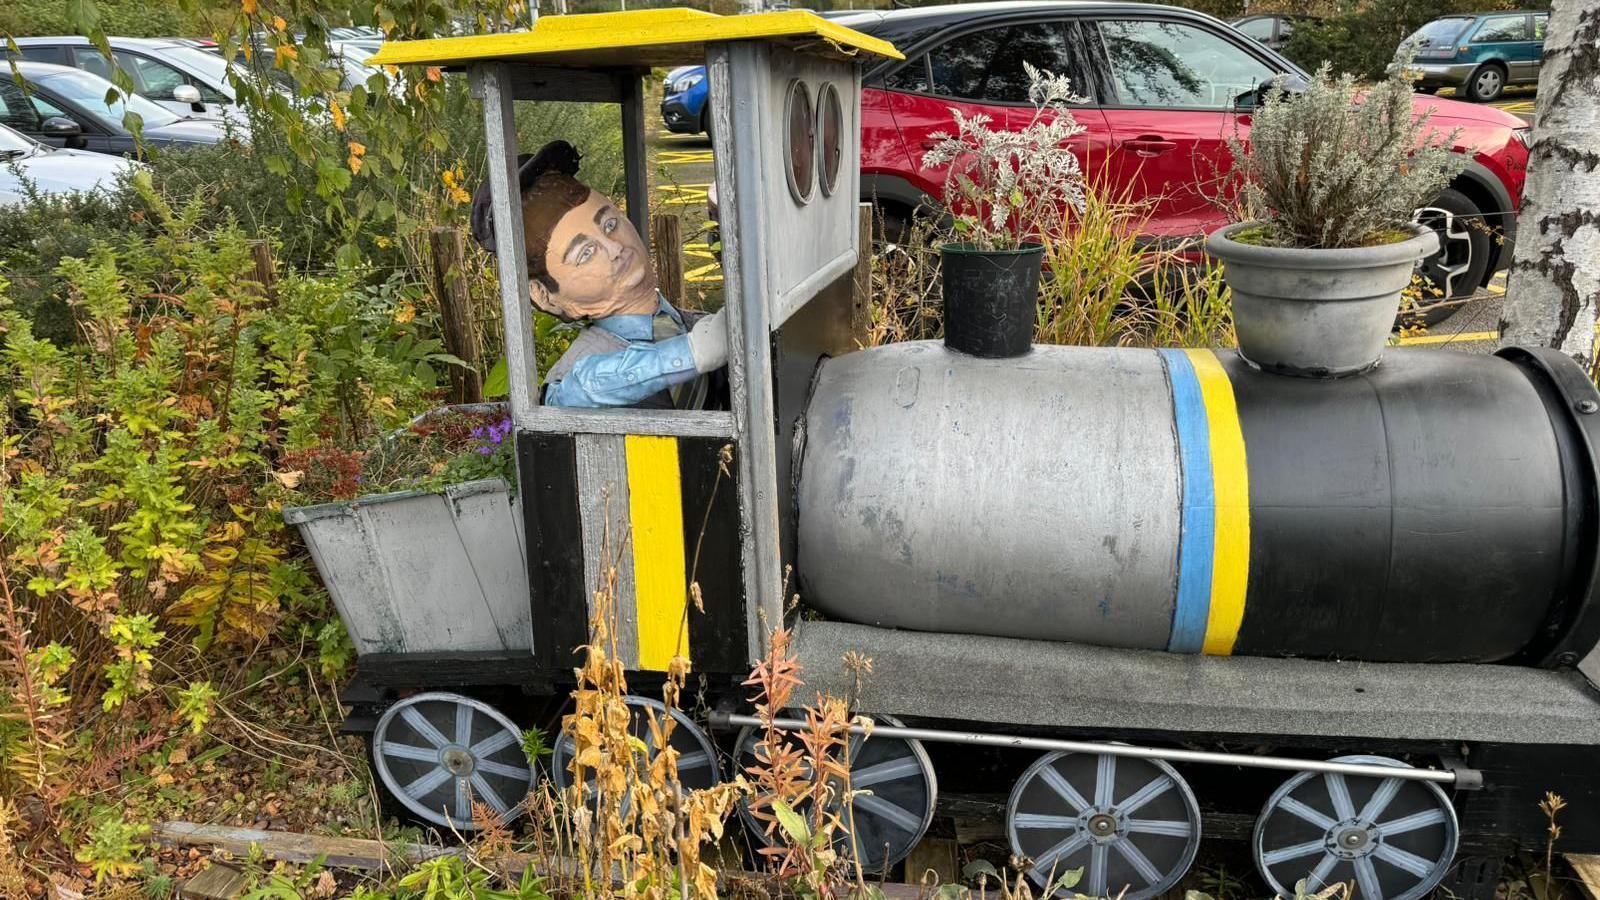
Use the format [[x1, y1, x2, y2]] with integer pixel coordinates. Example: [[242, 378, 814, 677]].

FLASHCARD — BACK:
[[0, 0, 205, 37]]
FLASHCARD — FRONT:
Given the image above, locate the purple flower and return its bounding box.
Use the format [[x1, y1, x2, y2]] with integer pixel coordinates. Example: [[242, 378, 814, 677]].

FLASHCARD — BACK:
[[477, 446, 494, 456]]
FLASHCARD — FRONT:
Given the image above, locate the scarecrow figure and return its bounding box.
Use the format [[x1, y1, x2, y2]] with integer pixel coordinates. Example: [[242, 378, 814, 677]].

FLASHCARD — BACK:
[[472, 140, 727, 409]]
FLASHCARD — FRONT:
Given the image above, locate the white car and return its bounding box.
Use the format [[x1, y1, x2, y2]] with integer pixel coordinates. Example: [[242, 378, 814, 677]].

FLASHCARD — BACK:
[[8, 36, 251, 123], [0, 122, 142, 207]]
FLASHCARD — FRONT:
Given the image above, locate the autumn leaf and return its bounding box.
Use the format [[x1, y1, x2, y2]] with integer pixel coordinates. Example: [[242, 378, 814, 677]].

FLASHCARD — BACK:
[[425, 66, 442, 83], [241, 0, 256, 12], [271, 470, 304, 489], [330, 99, 346, 131]]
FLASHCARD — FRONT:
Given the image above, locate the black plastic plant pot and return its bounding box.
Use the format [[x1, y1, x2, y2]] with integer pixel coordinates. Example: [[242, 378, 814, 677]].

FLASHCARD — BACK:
[[940, 242, 1043, 358]]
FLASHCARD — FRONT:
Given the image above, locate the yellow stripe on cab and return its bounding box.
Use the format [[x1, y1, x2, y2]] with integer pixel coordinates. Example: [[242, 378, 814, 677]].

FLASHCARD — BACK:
[[625, 435, 689, 671]]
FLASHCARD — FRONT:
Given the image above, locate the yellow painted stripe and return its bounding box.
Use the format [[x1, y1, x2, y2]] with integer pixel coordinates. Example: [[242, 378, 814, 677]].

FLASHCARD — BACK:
[[1184, 350, 1250, 656], [625, 435, 688, 671], [1397, 330, 1500, 345]]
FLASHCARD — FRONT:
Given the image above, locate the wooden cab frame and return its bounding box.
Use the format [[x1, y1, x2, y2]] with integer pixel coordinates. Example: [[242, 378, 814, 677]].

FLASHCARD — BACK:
[[367, 9, 900, 684]]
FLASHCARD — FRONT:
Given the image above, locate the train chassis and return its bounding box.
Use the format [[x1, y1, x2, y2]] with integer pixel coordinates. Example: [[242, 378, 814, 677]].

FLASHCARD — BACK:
[[345, 679, 1526, 900]]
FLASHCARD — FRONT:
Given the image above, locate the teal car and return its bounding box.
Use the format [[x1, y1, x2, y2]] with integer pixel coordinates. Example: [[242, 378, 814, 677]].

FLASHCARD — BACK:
[[1407, 10, 1547, 102]]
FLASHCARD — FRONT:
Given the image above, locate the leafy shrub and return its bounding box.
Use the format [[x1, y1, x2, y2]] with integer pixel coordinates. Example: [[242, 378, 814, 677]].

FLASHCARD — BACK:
[[0, 177, 447, 858], [0, 181, 150, 345], [920, 64, 1087, 250], [1226, 64, 1467, 248]]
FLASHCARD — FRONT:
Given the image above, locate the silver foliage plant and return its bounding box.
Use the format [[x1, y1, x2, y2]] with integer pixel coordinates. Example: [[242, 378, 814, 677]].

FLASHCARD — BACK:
[[921, 63, 1088, 251], [1228, 62, 1468, 249]]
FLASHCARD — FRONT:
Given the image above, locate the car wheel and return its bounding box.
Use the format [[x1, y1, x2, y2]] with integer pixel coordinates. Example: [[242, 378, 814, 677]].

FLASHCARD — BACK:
[[699, 104, 712, 140], [1411, 187, 1492, 325], [1465, 63, 1506, 102]]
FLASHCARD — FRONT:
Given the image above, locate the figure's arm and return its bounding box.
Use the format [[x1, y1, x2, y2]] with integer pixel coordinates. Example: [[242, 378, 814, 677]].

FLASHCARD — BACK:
[[545, 310, 728, 409]]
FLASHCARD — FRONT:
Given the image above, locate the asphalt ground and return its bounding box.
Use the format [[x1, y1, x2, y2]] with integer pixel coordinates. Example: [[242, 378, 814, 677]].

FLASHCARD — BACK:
[[647, 85, 1538, 352]]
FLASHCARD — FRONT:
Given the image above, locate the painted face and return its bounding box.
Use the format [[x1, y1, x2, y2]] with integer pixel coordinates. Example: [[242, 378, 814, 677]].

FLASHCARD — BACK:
[[532, 189, 659, 320]]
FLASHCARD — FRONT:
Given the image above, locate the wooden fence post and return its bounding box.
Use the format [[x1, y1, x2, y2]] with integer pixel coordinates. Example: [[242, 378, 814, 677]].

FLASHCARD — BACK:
[[852, 203, 873, 347], [429, 227, 483, 404], [249, 240, 277, 299], [651, 213, 685, 306]]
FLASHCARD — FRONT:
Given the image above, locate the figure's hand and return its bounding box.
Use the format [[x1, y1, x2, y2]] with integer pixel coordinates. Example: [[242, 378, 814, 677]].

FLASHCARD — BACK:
[[686, 308, 728, 373]]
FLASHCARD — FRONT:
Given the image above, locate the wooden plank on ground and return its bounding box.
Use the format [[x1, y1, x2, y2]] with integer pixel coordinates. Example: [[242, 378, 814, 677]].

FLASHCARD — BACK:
[[157, 822, 456, 871], [159, 821, 929, 898], [179, 863, 249, 899], [1568, 853, 1600, 900]]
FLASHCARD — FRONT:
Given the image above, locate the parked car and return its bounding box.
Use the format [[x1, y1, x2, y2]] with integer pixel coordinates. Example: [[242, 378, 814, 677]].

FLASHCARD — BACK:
[[0, 62, 230, 156], [836, 1, 1531, 306], [0, 122, 142, 206], [660, 65, 709, 135], [1406, 11, 1547, 102], [7, 36, 248, 121], [1230, 14, 1300, 51]]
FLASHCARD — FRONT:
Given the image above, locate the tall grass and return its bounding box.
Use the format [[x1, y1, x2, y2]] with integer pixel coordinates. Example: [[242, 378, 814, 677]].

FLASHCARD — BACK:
[[867, 179, 1236, 351]]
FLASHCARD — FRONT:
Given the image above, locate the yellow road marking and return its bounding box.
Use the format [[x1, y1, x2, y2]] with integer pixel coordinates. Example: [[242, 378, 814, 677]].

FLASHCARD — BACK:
[[684, 260, 723, 283], [1398, 330, 1500, 345], [656, 183, 710, 206], [625, 435, 689, 671], [659, 150, 714, 165]]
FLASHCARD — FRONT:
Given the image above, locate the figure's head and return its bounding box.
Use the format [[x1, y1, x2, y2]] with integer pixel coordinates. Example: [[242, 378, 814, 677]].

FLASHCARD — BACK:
[[471, 141, 658, 321]]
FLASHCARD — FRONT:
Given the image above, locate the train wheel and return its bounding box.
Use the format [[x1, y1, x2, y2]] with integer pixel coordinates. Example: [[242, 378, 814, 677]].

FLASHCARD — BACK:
[[1007, 751, 1201, 899], [734, 713, 936, 874], [550, 695, 721, 805], [1253, 756, 1459, 900], [370, 692, 534, 831]]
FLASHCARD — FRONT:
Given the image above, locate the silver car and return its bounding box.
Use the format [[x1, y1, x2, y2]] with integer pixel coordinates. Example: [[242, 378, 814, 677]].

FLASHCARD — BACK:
[[8, 36, 250, 122], [0, 122, 142, 207]]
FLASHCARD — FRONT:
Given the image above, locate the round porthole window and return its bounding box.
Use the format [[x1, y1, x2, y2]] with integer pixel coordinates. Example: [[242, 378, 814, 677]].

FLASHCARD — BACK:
[[784, 79, 816, 204], [817, 82, 843, 197]]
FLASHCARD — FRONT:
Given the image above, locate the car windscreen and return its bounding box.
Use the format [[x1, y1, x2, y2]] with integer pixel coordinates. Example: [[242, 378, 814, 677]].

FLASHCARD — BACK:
[[0, 123, 38, 155], [161, 45, 239, 95], [1410, 17, 1471, 49], [36, 68, 181, 130]]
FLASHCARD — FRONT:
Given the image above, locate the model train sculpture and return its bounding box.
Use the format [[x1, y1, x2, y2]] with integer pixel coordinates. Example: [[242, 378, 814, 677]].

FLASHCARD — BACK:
[[284, 11, 1600, 900]]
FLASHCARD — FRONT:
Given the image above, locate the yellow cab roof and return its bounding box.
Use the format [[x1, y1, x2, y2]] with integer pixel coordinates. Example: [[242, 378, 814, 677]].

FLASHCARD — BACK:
[[366, 7, 902, 69]]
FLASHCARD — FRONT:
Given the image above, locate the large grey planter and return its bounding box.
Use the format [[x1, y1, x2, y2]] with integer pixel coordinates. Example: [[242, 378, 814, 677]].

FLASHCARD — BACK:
[[1207, 222, 1440, 377], [283, 479, 530, 655]]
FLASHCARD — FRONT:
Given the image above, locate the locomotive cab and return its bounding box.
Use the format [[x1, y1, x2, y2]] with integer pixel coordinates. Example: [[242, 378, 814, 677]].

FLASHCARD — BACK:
[[369, 9, 898, 683]]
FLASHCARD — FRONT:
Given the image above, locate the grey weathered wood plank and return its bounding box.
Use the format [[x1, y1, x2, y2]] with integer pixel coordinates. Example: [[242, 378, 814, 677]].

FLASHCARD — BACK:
[[520, 405, 735, 438], [575, 433, 638, 665], [179, 863, 249, 899]]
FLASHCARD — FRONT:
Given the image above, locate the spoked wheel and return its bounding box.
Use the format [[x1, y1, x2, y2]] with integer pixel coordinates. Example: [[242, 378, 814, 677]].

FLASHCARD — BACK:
[[1254, 756, 1459, 900], [371, 692, 534, 831], [735, 713, 937, 873], [550, 695, 721, 803], [1007, 751, 1201, 900]]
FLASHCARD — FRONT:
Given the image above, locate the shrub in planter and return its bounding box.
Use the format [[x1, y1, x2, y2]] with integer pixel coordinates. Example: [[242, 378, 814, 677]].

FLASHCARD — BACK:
[[1211, 63, 1468, 376], [279, 406, 533, 656], [920, 63, 1087, 358]]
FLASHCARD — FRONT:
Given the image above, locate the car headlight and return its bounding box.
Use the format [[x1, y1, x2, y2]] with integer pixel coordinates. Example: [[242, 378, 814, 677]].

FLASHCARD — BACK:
[[672, 72, 704, 93], [1513, 126, 1533, 149]]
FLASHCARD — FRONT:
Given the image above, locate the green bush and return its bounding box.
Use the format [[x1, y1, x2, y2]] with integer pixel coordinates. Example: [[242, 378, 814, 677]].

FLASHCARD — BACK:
[[0, 0, 202, 37], [0, 180, 150, 345]]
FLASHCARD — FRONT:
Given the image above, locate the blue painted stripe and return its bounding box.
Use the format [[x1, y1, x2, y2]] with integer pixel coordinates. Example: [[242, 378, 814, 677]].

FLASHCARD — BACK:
[[1161, 349, 1215, 654]]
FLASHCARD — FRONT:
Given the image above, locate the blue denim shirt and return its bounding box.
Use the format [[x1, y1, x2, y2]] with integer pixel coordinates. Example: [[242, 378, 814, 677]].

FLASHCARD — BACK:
[[544, 298, 700, 408]]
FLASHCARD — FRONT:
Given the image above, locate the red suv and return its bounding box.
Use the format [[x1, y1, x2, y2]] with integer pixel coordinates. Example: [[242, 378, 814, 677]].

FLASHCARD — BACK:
[[836, 2, 1532, 306]]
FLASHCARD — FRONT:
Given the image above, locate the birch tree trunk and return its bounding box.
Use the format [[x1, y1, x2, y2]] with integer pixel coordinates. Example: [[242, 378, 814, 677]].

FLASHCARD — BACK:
[[1496, 0, 1600, 370]]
